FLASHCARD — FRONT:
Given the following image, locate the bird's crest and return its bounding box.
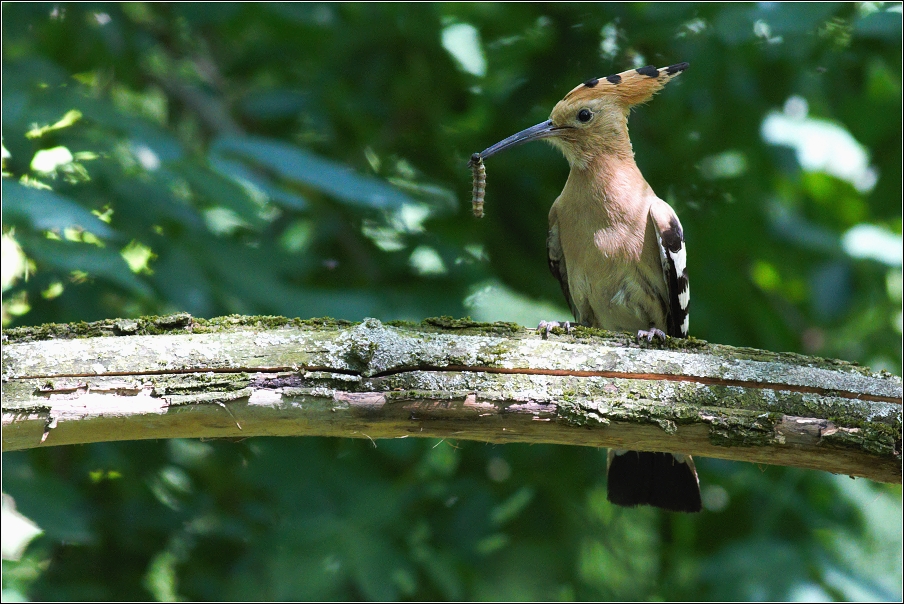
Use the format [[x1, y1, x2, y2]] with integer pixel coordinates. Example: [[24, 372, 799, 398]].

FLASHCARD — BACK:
[[564, 62, 688, 107]]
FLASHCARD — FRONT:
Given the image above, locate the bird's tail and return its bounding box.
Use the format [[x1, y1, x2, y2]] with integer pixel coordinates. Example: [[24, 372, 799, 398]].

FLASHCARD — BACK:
[[606, 450, 702, 513]]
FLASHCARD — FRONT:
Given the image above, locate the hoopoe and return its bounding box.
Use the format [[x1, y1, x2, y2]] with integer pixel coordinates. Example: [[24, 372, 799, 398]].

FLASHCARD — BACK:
[[473, 62, 700, 512]]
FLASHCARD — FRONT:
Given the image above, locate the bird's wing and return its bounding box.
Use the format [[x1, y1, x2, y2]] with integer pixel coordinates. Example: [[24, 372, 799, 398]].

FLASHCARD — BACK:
[[547, 209, 582, 325], [649, 200, 689, 337]]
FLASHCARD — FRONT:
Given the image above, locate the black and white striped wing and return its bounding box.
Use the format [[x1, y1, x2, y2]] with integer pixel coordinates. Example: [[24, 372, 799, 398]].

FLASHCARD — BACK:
[[651, 210, 689, 338]]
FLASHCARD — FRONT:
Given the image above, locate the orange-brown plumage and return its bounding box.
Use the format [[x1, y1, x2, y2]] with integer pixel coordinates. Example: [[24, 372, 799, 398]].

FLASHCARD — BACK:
[[562, 63, 688, 105]]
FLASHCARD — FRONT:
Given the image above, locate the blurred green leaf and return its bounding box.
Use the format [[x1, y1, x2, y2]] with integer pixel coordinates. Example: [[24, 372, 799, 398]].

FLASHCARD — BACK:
[[170, 161, 267, 228], [22, 235, 153, 298], [212, 135, 417, 210], [854, 10, 903, 39], [208, 155, 309, 211], [2, 180, 115, 238]]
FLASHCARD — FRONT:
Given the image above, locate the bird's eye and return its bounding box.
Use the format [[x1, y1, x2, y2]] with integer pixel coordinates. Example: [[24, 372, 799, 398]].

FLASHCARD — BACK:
[[577, 109, 593, 123]]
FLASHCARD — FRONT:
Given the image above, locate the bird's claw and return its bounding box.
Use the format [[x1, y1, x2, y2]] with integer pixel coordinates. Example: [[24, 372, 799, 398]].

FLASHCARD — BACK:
[[538, 320, 572, 339], [636, 327, 667, 342]]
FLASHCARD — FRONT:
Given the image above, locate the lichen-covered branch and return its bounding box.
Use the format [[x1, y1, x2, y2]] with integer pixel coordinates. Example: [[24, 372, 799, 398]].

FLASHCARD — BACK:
[[2, 314, 901, 483]]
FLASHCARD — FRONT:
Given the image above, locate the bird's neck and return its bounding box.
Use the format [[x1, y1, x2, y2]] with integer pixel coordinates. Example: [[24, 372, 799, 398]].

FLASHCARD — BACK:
[[563, 152, 651, 224]]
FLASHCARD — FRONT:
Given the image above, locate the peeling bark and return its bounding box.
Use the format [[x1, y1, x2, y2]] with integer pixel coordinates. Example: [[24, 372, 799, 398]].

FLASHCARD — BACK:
[[2, 315, 901, 483]]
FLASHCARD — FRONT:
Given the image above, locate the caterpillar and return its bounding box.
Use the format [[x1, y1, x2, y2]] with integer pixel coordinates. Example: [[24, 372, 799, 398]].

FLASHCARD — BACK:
[[468, 152, 486, 218]]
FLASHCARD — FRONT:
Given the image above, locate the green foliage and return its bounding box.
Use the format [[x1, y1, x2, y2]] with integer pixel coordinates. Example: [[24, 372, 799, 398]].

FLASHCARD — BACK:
[[2, 3, 901, 601]]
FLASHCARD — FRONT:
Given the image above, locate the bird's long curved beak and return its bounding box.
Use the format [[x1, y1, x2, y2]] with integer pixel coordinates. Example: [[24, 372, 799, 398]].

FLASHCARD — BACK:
[[478, 120, 563, 160]]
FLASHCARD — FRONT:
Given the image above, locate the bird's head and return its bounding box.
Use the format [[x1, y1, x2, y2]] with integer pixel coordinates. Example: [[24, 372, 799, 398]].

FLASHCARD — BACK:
[[477, 62, 688, 169]]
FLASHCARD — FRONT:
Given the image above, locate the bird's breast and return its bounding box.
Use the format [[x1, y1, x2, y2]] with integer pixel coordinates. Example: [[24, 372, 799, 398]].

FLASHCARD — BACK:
[[555, 198, 668, 331]]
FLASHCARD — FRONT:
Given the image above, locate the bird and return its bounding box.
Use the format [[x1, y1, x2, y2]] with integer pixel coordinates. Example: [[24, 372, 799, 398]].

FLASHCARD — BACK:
[[472, 62, 701, 512]]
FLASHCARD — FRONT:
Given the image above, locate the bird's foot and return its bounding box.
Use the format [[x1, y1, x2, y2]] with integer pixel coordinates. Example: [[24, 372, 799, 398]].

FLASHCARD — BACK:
[[537, 320, 571, 339], [636, 327, 667, 343]]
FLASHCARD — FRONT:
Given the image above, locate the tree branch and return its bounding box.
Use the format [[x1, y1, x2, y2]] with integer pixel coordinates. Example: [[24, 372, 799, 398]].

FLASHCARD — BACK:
[[2, 315, 901, 483]]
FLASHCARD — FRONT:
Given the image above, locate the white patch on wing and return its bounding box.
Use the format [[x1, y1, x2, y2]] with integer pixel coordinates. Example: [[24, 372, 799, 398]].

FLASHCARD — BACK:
[[678, 286, 689, 309], [669, 247, 687, 277], [680, 314, 689, 335]]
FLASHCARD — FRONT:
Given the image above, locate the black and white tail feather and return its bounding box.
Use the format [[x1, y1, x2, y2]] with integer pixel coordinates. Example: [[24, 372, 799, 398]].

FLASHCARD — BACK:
[[657, 213, 689, 338]]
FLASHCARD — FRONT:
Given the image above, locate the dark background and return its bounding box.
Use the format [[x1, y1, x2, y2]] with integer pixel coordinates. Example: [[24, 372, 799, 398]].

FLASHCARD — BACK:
[[2, 3, 901, 601]]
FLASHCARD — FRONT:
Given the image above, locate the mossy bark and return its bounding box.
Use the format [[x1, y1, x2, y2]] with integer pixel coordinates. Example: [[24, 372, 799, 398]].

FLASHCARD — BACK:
[[2, 314, 901, 483]]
